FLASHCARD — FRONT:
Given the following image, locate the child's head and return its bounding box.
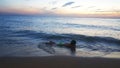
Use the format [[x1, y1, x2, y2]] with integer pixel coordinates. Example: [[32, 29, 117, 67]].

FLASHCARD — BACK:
[[70, 40, 76, 45]]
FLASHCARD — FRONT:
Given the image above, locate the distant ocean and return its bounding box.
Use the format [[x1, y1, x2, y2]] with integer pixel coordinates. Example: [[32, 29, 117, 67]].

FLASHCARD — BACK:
[[0, 15, 120, 58]]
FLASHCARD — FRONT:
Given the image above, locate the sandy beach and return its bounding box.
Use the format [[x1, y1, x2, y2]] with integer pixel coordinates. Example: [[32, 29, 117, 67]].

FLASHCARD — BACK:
[[0, 56, 120, 68]]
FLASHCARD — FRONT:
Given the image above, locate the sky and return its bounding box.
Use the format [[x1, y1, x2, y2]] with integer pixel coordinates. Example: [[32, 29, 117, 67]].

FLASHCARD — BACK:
[[0, 0, 120, 18]]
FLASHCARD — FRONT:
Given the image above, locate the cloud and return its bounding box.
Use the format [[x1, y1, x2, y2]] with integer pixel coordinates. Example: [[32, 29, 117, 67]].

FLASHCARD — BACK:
[[95, 9, 118, 13], [51, 7, 57, 10], [88, 6, 96, 9], [112, 9, 120, 12], [62, 2, 74, 7], [71, 6, 81, 8]]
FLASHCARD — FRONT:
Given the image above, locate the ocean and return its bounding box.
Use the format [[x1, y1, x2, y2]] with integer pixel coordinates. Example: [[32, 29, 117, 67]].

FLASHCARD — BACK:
[[0, 15, 120, 58]]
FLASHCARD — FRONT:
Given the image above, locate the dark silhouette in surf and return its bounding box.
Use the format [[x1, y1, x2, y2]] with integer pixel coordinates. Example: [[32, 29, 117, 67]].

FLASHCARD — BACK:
[[57, 40, 76, 55], [65, 40, 76, 55], [40, 40, 76, 55]]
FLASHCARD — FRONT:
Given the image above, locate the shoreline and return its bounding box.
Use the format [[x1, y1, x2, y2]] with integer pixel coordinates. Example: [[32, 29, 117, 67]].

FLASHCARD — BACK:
[[0, 56, 120, 68]]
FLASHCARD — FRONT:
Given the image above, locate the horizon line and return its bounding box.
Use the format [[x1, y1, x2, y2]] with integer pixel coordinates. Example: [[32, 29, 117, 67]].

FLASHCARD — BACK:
[[0, 12, 120, 19]]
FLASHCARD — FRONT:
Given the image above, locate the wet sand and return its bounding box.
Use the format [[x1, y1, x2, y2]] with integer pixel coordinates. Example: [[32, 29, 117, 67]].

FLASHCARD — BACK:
[[0, 56, 120, 68]]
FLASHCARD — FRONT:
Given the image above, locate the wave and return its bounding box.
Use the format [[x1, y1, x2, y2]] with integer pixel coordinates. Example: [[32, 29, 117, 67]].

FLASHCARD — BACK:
[[66, 23, 120, 31], [10, 30, 120, 45], [1, 30, 120, 52]]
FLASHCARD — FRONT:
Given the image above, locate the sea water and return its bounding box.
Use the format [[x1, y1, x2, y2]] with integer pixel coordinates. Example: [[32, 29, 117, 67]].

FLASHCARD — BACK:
[[0, 15, 120, 58]]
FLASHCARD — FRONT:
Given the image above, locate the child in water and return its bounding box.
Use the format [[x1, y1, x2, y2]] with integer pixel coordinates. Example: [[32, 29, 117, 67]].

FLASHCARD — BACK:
[[63, 40, 76, 55], [46, 40, 76, 55]]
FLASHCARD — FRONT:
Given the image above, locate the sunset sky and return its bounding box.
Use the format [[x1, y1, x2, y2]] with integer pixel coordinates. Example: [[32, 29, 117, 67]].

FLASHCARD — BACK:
[[0, 0, 120, 17]]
